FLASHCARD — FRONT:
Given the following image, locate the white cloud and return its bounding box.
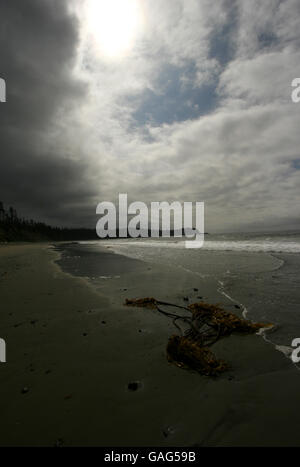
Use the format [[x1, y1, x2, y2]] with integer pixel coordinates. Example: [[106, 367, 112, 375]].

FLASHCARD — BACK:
[[23, 0, 300, 231]]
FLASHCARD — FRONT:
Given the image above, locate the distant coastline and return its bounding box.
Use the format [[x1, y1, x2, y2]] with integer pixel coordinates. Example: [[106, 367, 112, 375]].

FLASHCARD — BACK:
[[0, 201, 207, 243]]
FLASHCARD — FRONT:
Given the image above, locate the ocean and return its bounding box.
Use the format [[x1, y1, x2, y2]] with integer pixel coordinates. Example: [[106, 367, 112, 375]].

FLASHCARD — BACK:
[[56, 231, 300, 360]]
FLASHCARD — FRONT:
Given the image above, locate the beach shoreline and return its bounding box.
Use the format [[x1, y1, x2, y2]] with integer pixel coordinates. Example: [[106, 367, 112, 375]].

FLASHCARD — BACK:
[[0, 242, 300, 446]]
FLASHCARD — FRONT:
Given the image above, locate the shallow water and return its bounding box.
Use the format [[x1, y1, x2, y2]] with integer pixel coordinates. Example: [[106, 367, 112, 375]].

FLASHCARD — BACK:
[[57, 231, 300, 355]]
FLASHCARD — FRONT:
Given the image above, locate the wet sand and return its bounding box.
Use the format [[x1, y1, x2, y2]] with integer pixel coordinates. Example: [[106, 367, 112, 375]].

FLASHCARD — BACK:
[[0, 242, 300, 446]]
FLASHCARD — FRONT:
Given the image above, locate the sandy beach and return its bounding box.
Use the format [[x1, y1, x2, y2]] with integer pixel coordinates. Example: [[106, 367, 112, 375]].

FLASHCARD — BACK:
[[0, 242, 300, 446]]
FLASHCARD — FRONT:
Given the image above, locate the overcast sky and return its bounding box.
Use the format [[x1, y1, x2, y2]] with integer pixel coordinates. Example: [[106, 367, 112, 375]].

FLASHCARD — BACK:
[[0, 0, 300, 232]]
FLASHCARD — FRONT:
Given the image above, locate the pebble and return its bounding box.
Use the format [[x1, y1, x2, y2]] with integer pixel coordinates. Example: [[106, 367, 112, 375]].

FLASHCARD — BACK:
[[128, 381, 141, 392], [162, 426, 175, 438], [55, 438, 64, 447]]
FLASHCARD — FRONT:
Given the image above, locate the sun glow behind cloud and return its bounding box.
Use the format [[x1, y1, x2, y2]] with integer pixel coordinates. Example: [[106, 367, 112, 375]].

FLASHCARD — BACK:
[[65, 0, 300, 232], [85, 0, 142, 58]]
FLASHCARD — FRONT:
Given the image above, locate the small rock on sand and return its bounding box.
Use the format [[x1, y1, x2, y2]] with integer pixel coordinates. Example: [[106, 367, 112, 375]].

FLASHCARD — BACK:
[[128, 381, 142, 392], [162, 426, 175, 438], [55, 438, 64, 447]]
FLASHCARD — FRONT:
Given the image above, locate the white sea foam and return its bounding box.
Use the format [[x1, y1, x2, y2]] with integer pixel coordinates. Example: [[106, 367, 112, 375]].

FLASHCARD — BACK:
[[217, 280, 249, 318], [202, 240, 300, 253], [80, 238, 300, 253]]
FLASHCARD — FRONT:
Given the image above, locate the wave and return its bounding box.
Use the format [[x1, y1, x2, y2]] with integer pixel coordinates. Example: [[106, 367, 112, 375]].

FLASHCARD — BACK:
[[80, 239, 300, 253], [202, 240, 300, 253]]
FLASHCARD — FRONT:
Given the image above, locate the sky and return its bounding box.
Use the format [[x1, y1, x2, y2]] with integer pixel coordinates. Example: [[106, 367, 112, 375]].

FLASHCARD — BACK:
[[0, 0, 300, 233]]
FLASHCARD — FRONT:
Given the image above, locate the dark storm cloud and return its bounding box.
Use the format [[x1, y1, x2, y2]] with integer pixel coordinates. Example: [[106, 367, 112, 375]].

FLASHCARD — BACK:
[[0, 140, 96, 226], [0, 0, 90, 226], [0, 0, 82, 129]]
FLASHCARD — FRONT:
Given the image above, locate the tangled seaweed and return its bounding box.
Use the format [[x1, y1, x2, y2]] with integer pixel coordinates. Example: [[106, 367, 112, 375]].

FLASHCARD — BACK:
[[124, 297, 271, 376], [166, 335, 228, 376], [187, 302, 270, 342]]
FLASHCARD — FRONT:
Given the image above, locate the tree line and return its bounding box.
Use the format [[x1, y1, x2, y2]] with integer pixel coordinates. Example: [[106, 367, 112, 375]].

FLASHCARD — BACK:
[[0, 201, 97, 242]]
